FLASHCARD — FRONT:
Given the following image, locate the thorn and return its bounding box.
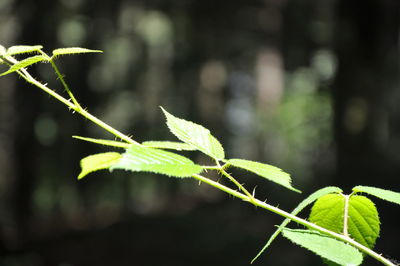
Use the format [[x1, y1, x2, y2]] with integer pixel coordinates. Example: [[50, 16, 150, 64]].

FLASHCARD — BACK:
[[252, 186, 257, 197]]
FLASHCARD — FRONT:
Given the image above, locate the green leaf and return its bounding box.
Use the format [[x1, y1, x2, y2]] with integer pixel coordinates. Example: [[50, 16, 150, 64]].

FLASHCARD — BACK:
[[251, 186, 342, 263], [6, 45, 43, 55], [142, 141, 197, 151], [52, 47, 103, 57], [309, 194, 345, 233], [282, 228, 363, 266], [73, 135, 131, 149], [309, 194, 380, 249], [111, 144, 203, 178], [78, 152, 122, 179], [161, 107, 225, 160], [0, 55, 47, 76], [352, 185, 400, 205], [226, 158, 300, 192], [0, 45, 6, 56], [348, 195, 380, 249]]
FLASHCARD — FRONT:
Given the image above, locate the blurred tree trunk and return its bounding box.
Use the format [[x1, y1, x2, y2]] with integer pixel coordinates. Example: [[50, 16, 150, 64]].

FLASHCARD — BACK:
[[332, 0, 400, 189], [332, 0, 400, 258], [8, 0, 57, 247]]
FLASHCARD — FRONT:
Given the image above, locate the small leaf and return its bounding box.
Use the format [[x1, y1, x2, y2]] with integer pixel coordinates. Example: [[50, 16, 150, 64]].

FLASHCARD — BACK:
[[111, 144, 203, 178], [0, 55, 47, 76], [142, 141, 197, 151], [226, 158, 300, 192], [251, 186, 342, 263], [309, 194, 380, 250], [52, 47, 103, 57], [78, 152, 122, 179], [161, 107, 225, 160], [309, 194, 345, 234], [352, 185, 400, 205], [348, 195, 380, 249], [282, 228, 363, 266], [6, 45, 43, 55], [73, 135, 131, 149], [0, 45, 6, 56]]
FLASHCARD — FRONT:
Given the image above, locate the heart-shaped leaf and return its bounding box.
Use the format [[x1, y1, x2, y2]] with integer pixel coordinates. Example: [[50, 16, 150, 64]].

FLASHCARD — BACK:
[[251, 186, 342, 263], [309, 193, 380, 249]]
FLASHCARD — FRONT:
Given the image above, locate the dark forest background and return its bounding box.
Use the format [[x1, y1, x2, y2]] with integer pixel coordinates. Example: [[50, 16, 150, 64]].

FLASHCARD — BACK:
[[0, 0, 399, 265]]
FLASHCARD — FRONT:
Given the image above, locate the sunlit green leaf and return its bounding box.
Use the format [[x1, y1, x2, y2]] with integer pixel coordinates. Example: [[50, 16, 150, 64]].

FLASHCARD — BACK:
[[0, 55, 47, 76], [348, 195, 380, 249], [309, 194, 380, 249], [73, 135, 131, 148], [6, 45, 43, 55], [352, 185, 400, 205], [226, 158, 300, 192], [161, 107, 225, 160], [111, 144, 203, 178], [142, 141, 197, 151], [52, 47, 103, 57], [282, 228, 363, 266], [78, 152, 122, 179], [252, 186, 342, 263], [0, 45, 6, 56]]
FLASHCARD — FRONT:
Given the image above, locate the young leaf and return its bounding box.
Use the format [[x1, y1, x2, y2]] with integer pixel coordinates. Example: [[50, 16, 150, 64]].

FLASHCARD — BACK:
[[226, 158, 300, 192], [281, 228, 363, 266], [111, 144, 203, 178], [348, 195, 380, 249], [73, 135, 131, 149], [352, 185, 400, 205], [52, 47, 103, 57], [142, 141, 197, 151], [251, 186, 342, 263], [309, 194, 380, 249], [78, 152, 122, 179], [0, 55, 47, 76], [1, 45, 6, 56], [6, 45, 43, 55], [161, 107, 225, 160]]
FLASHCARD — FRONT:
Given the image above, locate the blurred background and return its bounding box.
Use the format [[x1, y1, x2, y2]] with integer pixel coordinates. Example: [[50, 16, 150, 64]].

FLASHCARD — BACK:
[[0, 0, 399, 265]]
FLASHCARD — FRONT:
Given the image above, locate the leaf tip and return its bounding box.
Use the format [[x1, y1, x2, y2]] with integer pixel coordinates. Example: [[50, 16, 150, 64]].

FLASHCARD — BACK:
[[160, 106, 169, 116]]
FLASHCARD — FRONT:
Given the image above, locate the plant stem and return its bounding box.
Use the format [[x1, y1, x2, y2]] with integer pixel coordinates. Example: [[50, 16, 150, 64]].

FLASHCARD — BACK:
[[217, 161, 256, 203], [192, 174, 396, 266], [6, 54, 138, 145], [47, 55, 82, 110], [3, 52, 395, 266], [343, 194, 350, 237]]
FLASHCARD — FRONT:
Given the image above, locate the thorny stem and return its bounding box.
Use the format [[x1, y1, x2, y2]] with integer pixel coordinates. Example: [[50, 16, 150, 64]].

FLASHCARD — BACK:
[[191, 174, 396, 266], [46, 53, 82, 110], [217, 161, 256, 203], [1, 52, 396, 266], [2, 53, 139, 145]]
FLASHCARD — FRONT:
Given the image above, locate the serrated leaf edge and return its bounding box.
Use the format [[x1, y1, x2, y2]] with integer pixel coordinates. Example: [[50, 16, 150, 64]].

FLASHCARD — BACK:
[[251, 186, 342, 264]]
